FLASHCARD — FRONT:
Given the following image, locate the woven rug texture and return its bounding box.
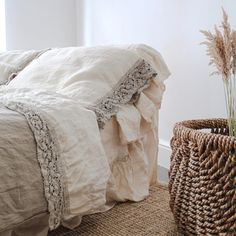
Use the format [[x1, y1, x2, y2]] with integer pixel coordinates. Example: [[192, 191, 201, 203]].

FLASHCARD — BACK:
[[49, 184, 178, 236]]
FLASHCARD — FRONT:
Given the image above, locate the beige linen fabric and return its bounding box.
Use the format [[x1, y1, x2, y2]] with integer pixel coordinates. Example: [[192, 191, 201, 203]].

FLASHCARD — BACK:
[[0, 44, 170, 235], [0, 107, 47, 233], [0, 89, 111, 230], [7, 45, 170, 107], [0, 50, 44, 85]]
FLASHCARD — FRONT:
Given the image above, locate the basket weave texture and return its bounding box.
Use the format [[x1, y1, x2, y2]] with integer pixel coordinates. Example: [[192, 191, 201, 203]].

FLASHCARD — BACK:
[[169, 119, 236, 235]]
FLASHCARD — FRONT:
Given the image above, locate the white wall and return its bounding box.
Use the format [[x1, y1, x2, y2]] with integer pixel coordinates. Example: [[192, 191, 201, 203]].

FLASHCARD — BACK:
[[81, 0, 236, 168], [76, 0, 85, 46], [4, 0, 236, 168], [5, 0, 78, 50], [0, 0, 6, 51]]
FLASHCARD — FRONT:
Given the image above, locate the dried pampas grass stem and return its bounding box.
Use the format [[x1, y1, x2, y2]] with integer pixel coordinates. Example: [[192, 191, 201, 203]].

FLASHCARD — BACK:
[[201, 8, 236, 137]]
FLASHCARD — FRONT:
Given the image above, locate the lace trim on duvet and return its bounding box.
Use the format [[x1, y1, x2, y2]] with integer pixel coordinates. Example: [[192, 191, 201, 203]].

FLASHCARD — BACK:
[[89, 59, 157, 129], [5, 102, 65, 230]]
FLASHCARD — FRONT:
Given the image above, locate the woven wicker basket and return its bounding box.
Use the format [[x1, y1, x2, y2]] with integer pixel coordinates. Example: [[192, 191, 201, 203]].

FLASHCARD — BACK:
[[169, 119, 236, 235]]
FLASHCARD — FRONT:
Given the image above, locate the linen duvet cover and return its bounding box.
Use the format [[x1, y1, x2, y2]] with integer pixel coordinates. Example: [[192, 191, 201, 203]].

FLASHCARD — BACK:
[[0, 44, 170, 236]]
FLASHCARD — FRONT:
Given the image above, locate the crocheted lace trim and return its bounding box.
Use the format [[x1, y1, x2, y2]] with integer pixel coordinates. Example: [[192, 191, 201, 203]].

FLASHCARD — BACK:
[[5, 102, 66, 230], [89, 59, 157, 129]]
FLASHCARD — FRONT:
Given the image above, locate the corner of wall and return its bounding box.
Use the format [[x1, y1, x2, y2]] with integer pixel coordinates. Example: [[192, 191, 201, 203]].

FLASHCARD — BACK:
[[75, 0, 85, 46], [158, 139, 171, 170]]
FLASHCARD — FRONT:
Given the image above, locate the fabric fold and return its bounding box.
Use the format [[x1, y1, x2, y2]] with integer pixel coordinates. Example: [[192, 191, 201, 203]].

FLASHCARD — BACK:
[[0, 44, 170, 233], [0, 89, 111, 230], [4, 102, 66, 230], [0, 49, 48, 86], [88, 59, 157, 129]]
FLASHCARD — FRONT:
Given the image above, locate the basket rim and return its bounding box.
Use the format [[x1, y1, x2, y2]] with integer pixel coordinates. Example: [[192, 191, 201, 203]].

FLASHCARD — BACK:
[[173, 118, 236, 153]]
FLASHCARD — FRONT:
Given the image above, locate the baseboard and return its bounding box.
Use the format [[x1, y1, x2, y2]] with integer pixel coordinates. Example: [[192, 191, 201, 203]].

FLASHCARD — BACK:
[[158, 139, 171, 170]]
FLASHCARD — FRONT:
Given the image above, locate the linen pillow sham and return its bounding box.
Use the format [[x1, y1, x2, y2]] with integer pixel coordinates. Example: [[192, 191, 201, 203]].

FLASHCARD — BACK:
[[0, 49, 45, 85]]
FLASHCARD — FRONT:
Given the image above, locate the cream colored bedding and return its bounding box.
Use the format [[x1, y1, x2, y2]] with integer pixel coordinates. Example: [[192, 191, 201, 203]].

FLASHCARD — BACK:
[[0, 90, 111, 231], [0, 49, 46, 85], [0, 44, 170, 236], [0, 107, 47, 233]]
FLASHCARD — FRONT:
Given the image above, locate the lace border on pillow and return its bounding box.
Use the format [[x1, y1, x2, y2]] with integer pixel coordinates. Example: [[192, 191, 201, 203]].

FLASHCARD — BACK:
[[89, 59, 157, 129], [4, 102, 66, 230]]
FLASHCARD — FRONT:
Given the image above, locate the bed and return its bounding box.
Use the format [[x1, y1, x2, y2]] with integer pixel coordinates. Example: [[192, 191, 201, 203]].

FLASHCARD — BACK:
[[0, 44, 170, 236]]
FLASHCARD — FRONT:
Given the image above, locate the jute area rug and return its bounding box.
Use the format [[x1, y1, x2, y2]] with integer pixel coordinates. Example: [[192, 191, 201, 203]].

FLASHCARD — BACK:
[[49, 184, 178, 236]]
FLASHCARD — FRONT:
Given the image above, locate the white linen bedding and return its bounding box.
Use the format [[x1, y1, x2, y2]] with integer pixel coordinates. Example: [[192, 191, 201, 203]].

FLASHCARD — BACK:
[[0, 49, 46, 86], [0, 105, 47, 234], [0, 44, 170, 235], [0, 89, 111, 230]]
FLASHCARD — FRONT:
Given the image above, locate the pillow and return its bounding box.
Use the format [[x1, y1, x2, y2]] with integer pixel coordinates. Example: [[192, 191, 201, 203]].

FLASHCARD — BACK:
[[121, 44, 170, 82], [7, 44, 170, 97], [7, 46, 145, 103], [6, 45, 170, 128], [0, 49, 46, 86]]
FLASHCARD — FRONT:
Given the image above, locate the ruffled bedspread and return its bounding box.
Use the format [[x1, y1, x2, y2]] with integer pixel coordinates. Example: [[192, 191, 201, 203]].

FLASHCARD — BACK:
[[0, 44, 170, 234]]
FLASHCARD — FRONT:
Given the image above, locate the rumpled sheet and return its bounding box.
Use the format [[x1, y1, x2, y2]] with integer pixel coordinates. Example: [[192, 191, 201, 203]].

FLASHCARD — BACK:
[[0, 89, 111, 231], [0, 105, 47, 233]]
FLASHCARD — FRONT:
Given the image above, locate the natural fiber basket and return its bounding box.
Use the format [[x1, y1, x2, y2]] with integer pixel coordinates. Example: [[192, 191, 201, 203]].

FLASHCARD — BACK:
[[169, 119, 236, 235]]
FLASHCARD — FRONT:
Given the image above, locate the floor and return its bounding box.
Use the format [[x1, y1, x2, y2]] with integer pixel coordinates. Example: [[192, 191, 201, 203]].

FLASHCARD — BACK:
[[49, 184, 177, 236]]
